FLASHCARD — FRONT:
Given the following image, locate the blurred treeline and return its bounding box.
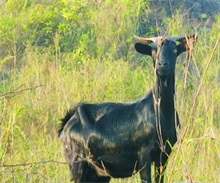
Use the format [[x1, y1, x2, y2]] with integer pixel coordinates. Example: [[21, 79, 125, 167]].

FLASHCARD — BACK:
[[0, 0, 219, 67]]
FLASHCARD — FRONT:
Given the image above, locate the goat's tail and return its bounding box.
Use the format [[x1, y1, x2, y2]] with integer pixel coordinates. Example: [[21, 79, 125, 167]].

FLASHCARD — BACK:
[[58, 105, 79, 137], [58, 102, 95, 137], [58, 104, 86, 182]]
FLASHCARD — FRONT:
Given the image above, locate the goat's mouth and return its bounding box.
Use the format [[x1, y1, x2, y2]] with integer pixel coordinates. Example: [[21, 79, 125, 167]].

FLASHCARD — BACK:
[[156, 66, 171, 77]]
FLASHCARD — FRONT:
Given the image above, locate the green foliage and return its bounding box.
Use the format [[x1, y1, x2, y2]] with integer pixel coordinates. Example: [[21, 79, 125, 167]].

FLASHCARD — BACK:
[[0, 0, 220, 182], [0, 0, 145, 62]]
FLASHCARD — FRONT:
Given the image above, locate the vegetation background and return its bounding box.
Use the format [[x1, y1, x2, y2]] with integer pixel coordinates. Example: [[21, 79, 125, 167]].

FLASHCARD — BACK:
[[0, 0, 219, 182]]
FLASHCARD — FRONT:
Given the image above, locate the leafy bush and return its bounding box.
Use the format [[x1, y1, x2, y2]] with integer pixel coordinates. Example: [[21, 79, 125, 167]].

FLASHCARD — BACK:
[[0, 0, 220, 182]]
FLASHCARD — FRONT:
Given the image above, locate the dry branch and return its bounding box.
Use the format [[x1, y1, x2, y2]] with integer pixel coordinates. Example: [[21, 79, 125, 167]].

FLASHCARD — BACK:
[[0, 85, 45, 100]]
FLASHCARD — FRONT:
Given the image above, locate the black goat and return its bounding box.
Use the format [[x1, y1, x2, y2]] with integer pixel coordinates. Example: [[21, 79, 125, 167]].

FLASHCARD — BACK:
[[59, 34, 197, 183]]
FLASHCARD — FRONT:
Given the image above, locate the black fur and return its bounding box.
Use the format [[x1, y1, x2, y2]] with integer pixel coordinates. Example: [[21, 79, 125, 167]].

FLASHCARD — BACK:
[[59, 35, 197, 183], [58, 106, 78, 137]]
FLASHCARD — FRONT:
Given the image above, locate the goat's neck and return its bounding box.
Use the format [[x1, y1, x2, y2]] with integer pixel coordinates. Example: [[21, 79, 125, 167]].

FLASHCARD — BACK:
[[153, 74, 175, 118]]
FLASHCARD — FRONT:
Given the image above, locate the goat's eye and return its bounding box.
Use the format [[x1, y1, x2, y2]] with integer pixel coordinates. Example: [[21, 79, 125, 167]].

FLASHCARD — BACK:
[[152, 50, 157, 57]]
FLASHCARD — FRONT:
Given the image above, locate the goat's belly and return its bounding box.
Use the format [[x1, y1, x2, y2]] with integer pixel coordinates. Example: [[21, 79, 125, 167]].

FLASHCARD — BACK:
[[91, 153, 139, 178]]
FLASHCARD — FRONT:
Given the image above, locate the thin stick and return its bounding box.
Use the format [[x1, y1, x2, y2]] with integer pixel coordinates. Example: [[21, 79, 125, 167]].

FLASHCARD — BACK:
[[0, 160, 71, 168], [181, 33, 220, 142], [0, 155, 96, 168], [0, 85, 45, 100], [168, 33, 220, 182]]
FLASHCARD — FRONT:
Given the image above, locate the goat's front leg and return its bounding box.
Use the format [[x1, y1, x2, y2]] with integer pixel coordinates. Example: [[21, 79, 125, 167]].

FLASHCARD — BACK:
[[154, 155, 168, 183], [139, 154, 152, 183], [155, 163, 166, 183], [140, 163, 152, 183]]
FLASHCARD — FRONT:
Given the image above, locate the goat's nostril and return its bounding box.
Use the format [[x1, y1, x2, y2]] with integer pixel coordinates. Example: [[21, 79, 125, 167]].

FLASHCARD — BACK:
[[158, 61, 168, 66]]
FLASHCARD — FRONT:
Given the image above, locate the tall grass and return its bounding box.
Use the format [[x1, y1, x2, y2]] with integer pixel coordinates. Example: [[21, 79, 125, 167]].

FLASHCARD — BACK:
[[0, 1, 220, 182]]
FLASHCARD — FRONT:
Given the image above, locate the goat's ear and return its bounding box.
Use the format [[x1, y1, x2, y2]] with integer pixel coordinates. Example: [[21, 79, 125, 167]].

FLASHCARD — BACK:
[[135, 43, 152, 56], [177, 34, 198, 56], [177, 42, 187, 56]]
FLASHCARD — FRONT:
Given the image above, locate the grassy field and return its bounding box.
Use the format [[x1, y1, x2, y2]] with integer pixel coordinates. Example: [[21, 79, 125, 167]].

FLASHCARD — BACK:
[[0, 1, 220, 182]]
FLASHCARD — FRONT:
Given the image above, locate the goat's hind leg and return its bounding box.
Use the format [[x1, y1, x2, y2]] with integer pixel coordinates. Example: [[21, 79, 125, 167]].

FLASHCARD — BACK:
[[85, 165, 111, 183], [71, 161, 110, 183]]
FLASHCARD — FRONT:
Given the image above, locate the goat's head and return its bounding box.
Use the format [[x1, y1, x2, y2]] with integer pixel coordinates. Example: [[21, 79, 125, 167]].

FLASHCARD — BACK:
[[134, 34, 197, 78]]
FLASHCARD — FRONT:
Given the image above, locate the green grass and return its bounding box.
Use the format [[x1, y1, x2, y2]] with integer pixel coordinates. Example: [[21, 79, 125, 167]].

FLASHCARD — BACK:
[[0, 1, 220, 182], [1, 34, 220, 182]]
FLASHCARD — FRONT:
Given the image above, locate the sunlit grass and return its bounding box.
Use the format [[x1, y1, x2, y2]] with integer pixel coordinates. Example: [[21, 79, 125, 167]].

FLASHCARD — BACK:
[[0, 2, 220, 183]]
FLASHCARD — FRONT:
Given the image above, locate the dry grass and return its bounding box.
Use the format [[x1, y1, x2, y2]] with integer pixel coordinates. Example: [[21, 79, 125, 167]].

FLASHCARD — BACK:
[[0, 1, 220, 182]]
